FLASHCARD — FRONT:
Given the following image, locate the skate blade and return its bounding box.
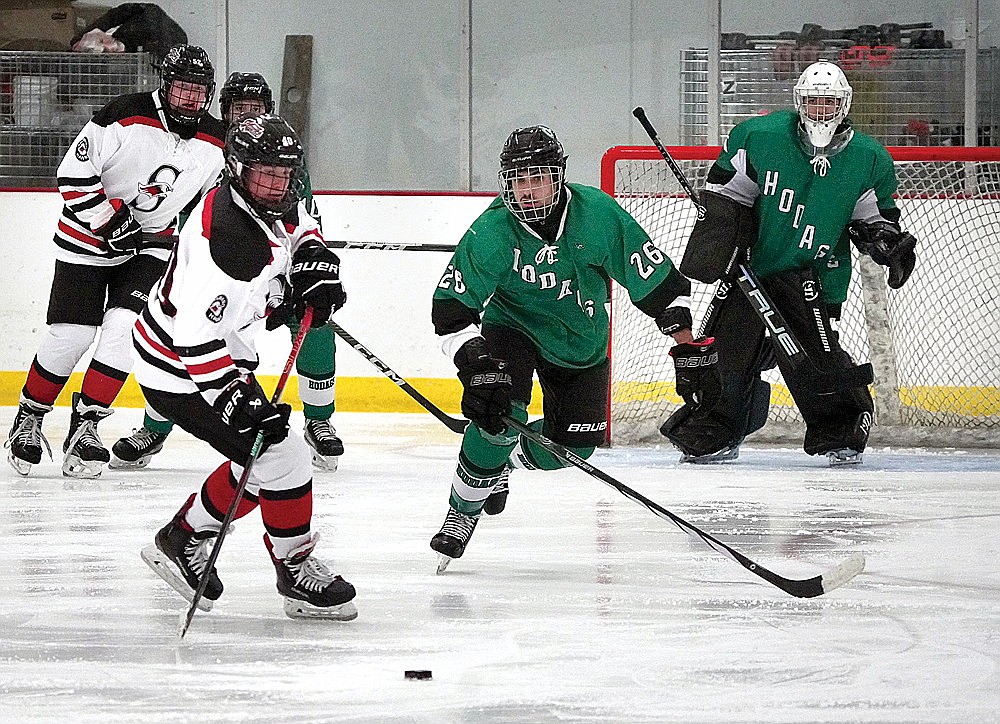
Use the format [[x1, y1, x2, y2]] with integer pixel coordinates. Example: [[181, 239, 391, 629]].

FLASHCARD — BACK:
[[140, 545, 213, 612], [8, 452, 33, 476], [680, 447, 740, 464], [109, 455, 152, 470], [283, 597, 357, 620], [828, 451, 863, 467], [62, 454, 105, 478], [435, 554, 453, 574], [310, 452, 340, 472]]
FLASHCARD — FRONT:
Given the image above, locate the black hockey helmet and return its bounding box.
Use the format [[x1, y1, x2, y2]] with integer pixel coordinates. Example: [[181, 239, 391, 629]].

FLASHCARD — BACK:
[[226, 113, 306, 222], [220, 72, 274, 124], [498, 125, 567, 223], [159, 44, 216, 125]]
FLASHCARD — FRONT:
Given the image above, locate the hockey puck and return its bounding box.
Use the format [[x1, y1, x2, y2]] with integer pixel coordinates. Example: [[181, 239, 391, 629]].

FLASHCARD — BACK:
[[404, 669, 432, 680]]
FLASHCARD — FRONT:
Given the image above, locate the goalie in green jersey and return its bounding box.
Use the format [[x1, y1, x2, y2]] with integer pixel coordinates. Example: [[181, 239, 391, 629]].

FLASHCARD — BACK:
[[429, 125, 701, 571], [661, 60, 917, 467]]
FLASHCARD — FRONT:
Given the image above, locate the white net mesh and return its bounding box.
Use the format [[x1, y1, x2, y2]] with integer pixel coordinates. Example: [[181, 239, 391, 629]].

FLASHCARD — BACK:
[[603, 146, 1000, 448]]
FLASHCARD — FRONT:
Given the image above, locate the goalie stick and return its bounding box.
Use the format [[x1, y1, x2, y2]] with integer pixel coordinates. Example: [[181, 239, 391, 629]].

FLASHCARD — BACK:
[[328, 321, 469, 434], [179, 307, 315, 638], [631, 106, 873, 394], [501, 414, 865, 598], [331, 322, 864, 598]]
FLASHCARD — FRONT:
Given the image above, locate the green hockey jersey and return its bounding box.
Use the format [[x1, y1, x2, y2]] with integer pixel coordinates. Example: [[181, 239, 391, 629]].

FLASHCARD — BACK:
[[434, 183, 688, 368], [709, 109, 899, 304]]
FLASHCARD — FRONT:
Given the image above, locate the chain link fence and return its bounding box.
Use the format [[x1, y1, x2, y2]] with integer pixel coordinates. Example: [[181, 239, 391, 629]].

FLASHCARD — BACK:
[[680, 48, 1000, 147], [0, 51, 156, 187]]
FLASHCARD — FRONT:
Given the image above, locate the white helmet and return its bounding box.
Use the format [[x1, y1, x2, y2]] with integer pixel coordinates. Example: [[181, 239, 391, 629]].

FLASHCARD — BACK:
[[793, 61, 852, 149]]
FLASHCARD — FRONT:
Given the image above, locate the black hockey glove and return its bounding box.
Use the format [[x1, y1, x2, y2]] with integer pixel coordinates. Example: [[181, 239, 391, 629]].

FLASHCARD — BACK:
[[670, 336, 721, 412], [94, 203, 143, 256], [290, 241, 347, 326], [655, 306, 693, 337], [455, 337, 513, 436], [214, 379, 291, 445], [847, 220, 917, 289]]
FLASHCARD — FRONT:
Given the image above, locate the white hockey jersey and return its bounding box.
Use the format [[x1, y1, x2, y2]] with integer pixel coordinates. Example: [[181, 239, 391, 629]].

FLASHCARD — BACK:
[[54, 91, 226, 266], [132, 181, 325, 403]]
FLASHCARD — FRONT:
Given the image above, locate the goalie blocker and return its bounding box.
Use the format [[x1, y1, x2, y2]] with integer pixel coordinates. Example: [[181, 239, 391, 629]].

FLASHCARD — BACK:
[[680, 190, 756, 284]]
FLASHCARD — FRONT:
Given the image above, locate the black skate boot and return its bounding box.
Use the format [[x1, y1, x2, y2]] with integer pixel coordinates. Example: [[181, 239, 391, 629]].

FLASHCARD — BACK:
[[265, 533, 357, 620], [430, 507, 480, 573], [483, 466, 511, 516], [303, 418, 344, 471], [140, 495, 224, 611], [62, 392, 112, 478], [110, 426, 169, 469], [5, 397, 53, 476]]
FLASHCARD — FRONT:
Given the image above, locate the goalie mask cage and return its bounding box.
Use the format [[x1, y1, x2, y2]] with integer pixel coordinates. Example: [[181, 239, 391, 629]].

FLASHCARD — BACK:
[[602, 145, 1000, 448]]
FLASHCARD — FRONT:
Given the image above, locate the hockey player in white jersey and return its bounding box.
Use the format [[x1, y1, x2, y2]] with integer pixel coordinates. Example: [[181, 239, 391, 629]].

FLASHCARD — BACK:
[[136, 113, 356, 620], [112, 71, 345, 472], [5, 44, 226, 478]]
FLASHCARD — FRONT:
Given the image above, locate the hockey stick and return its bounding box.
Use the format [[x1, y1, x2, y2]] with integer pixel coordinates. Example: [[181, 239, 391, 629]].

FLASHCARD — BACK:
[[179, 306, 315, 638], [328, 321, 469, 434], [326, 240, 457, 252], [631, 107, 873, 394], [501, 414, 865, 598], [326, 321, 863, 597]]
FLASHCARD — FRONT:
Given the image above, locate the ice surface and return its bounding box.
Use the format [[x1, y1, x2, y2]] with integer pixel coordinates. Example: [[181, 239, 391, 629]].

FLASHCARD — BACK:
[[1, 407, 998, 722]]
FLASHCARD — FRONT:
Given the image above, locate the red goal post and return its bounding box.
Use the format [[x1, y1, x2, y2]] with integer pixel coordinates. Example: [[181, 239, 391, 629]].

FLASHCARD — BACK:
[[601, 144, 1000, 448]]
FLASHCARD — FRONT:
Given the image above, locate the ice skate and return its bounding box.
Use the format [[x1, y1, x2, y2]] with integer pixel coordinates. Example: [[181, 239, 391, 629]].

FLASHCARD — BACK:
[[141, 501, 224, 611], [265, 533, 357, 620], [110, 426, 168, 469], [827, 449, 863, 466], [62, 392, 112, 478], [303, 418, 343, 471], [5, 397, 52, 476], [430, 508, 480, 573], [482, 467, 511, 516], [680, 445, 740, 464]]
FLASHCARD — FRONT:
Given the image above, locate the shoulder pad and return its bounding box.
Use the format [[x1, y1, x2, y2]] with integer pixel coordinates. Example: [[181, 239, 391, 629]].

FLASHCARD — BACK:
[[92, 92, 158, 128], [206, 184, 273, 281], [195, 114, 227, 145]]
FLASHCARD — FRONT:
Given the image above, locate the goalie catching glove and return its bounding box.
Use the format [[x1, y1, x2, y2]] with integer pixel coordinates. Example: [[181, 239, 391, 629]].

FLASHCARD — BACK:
[[290, 241, 347, 326], [213, 378, 291, 445], [93, 202, 143, 256], [670, 337, 721, 413], [847, 220, 917, 289], [455, 337, 512, 436]]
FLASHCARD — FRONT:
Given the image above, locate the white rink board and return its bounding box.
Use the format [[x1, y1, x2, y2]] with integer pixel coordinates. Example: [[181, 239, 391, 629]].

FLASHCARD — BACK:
[[0, 191, 492, 378]]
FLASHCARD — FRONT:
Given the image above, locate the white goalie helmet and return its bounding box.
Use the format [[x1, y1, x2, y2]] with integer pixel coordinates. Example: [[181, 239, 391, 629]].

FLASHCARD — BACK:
[[793, 61, 853, 149]]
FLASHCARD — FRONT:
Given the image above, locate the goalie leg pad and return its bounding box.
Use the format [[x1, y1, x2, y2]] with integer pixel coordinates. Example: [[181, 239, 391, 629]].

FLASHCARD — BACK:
[[660, 404, 743, 460], [680, 190, 757, 284], [664, 285, 774, 458], [745, 379, 771, 437]]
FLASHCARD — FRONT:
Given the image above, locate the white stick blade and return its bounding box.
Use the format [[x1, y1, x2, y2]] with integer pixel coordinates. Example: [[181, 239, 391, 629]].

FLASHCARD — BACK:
[[821, 552, 866, 593]]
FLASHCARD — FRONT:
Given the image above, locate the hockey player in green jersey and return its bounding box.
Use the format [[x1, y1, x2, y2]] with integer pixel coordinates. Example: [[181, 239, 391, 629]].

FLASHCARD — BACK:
[[661, 60, 917, 466], [429, 125, 702, 571], [111, 72, 345, 471]]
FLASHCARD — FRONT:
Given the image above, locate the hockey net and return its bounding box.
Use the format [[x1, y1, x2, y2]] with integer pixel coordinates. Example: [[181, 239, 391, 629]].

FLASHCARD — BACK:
[[602, 145, 1000, 448]]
